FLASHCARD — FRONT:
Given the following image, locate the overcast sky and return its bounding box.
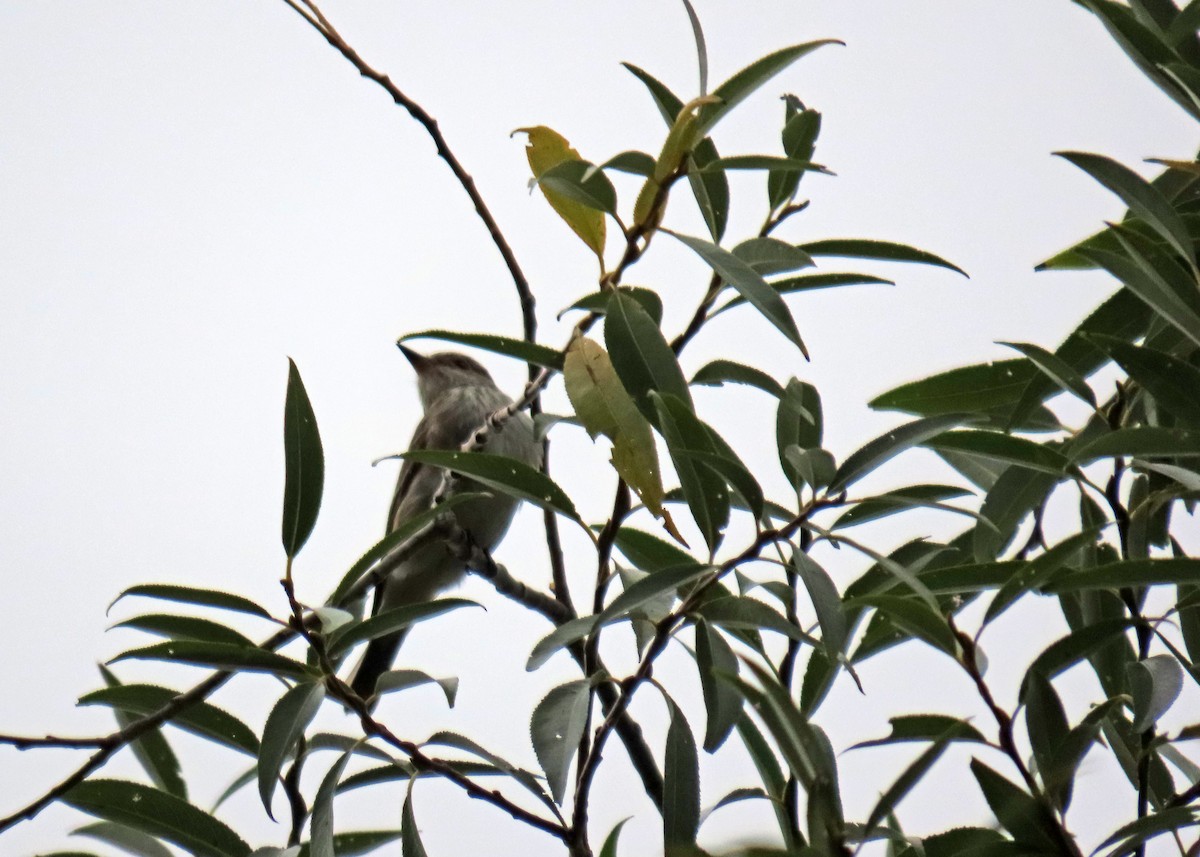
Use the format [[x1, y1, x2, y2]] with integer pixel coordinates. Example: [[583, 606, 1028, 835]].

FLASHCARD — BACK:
[[2, 2, 1197, 855]]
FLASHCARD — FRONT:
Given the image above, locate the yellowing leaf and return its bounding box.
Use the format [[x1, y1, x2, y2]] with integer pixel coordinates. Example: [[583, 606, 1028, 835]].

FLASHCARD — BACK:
[[517, 126, 605, 258], [564, 336, 666, 519]]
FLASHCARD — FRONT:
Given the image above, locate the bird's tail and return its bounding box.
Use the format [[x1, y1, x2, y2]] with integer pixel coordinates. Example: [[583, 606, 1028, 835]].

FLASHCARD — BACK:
[[347, 628, 410, 709]]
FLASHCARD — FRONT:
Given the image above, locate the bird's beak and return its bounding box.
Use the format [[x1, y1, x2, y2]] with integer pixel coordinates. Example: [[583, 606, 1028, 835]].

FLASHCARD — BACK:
[[396, 342, 428, 371]]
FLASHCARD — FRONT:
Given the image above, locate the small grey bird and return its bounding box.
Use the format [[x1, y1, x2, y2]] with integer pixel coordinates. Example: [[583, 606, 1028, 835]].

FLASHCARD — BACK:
[[348, 345, 542, 702]]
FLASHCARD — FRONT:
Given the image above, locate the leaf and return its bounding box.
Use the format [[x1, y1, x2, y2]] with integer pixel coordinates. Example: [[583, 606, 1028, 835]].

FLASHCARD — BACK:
[[669, 231, 809, 356], [94, 667, 185, 801], [599, 563, 711, 626], [1089, 335, 1200, 425], [1046, 558, 1200, 591], [871, 360, 1037, 416], [1128, 654, 1185, 731], [968, 759, 1061, 852], [731, 236, 815, 275], [997, 341, 1097, 408], [400, 782, 429, 857], [1096, 807, 1200, 857], [692, 595, 818, 645], [108, 641, 317, 680], [111, 585, 272, 620], [518, 126, 605, 257], [833, 485, 974, 529], [560, 286, 664, 325], [599, 818, 632, 857], [612, 526, 696, 571], [310, 749, 355, 857], [691, 359, 785, 399], [1023, 672, 1069, 796], [776, 380, 822, 486], [849, 715, 987, 750], [374, 670, 459, 707], [530, 680, 591, 805], [602, 150, 656, 177], [425, 731, 558, 815], [800, 238, 967, 276], [72, 821, 174, 857], [605, 290, 692, 422], [399, 449, 581, 523], [564, 336, 666, 517], [258, 682, 324, 819], [78, 684, 259, 757], [922, 430, 1071, 476], [984, 530, 1100, 627], [328, 492, 486, 605], [793, 550, 847, 654], [326, 599, 479, 658], [769, 104, 821, 211], [110, 614, 255, 648], [526, 616, 598, 672], [662, 692, 701, 851], [1021, 618, 1139, 697], [1080, 244, 1200, 349], [695, 619, 741, 752], [713, 272, 893, 316], [397, 331, 563, 371], [282, 358, 324, 559], [973, 466, 1059, 563], [653, 393, 732, 551], [848, 595, 958, 658], [1057, 150, 1196, 269], [829, 413, 975, 494], [735, 716, 801, 851], [537, 159, 617, 214], [861, 726, 957, 843], [703, 155, 828, 174], [62, 780, 251, 857], [295, 832, 403, 857], [694, 41, 843, 138], [1072, 426, 1200, 461], [784, 446, 837, 493]]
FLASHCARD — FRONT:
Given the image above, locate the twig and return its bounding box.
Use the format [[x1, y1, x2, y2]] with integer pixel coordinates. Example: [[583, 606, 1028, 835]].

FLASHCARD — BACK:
[[0, 734, 108, 750]]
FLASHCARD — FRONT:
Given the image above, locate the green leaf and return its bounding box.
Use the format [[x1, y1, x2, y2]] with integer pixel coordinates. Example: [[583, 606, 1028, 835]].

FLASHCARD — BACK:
[[95, 667, 185, 801], [599, 818, 632, 857], [870, 360, 1036, 416], [564, 335, 667, 518], [1072, 426, 1200, 461], [1080, 244, 1200, 349], [374, 670, 459, 707], [605, 290, 692, 422], [612, 526, 696, 571], [769, 104, 821, 211], [1046, 558, 1200, 590], [282, 358, 324, 558], [849, 715, 987, 750], [400, 782, 429, 857], [984, 530, 1100, 627], [519, 126, 605, 257], [653, 393, 732, 551], [800, 238, 967, 276], [530, 679, 591, 805], [72, 821, 174, 857], [694, 40, 843, 138], [399, 449, 581, 523], [848, 595, 958, 658], [784, 446, 837, 493], [1089, 335, 1200, 425], [425, 730, 558, 815], [670, 231, 809, 356], [691, 359, 785, 399], [537, 159, 617, 214], [1096, 807, 1200, 857], [78, 684, 259, 757], [602, 150, 656, 177], [776, 380, 821, 486], [1021, 618, 1139, 697], [295, 832, 403, 857], [922, 430, 1071, 475], [560, 286, 664, 326], [793, 550, 847, 654], [112, 585, 272, 620], [829, 413, 975, 494], [692, 595, 818, 645], [974, 466, 1059, 562], [259, 682, 324, 819], [861, 725, 957, 843], [662, 691, 701, 851], [110, 614, 255, 648], [526, 615, 598, 672], [735, 716, 800, 850], [997, 341, 1097, 408], [833, 485, 974, 529], [968, 759, 1061, 852], [326, 599, 479, 658], [328, 492, 486, 605], [398, 331, 563, 371], [62, 780, 250, 857], [695, 619, 741, 752], [731, 237, 815, 276], [1023, 672, 1069, 796], [310, 749, 355, 857], [109, 641, 317, 680], [702, 155, 828, 174], [1128, 654, 1184, 731], [712, 272, 893, 316], [599, 563, 710, 626], [1057, 150, 1196, 269]]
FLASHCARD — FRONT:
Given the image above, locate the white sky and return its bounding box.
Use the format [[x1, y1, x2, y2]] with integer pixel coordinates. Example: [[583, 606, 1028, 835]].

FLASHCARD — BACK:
[[2, 1, 1197, 855]]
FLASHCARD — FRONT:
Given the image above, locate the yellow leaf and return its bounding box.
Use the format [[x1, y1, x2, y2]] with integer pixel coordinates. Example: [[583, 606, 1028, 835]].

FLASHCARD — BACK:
[[516, 126, 606, 259], [563, 336, 665, 518]]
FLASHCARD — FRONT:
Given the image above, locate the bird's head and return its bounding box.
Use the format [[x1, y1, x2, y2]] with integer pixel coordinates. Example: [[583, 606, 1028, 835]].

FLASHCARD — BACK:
[[398, 344, 495, 408]]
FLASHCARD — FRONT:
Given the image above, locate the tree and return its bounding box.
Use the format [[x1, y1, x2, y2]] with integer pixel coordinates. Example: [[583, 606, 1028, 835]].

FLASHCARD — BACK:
[[2, 1, 1199, 855]]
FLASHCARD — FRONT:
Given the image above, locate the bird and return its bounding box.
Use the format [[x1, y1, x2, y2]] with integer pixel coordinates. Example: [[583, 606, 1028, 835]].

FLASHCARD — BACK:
[[346, 345, 542, 705]]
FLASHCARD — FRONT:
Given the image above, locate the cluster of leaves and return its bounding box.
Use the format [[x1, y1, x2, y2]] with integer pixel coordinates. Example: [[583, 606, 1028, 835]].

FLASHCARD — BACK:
[[9, 2, 1200, 857]]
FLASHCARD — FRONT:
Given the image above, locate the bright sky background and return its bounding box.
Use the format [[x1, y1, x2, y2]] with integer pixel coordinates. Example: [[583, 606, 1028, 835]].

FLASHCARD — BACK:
[[2, 1, 1197, 855]]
